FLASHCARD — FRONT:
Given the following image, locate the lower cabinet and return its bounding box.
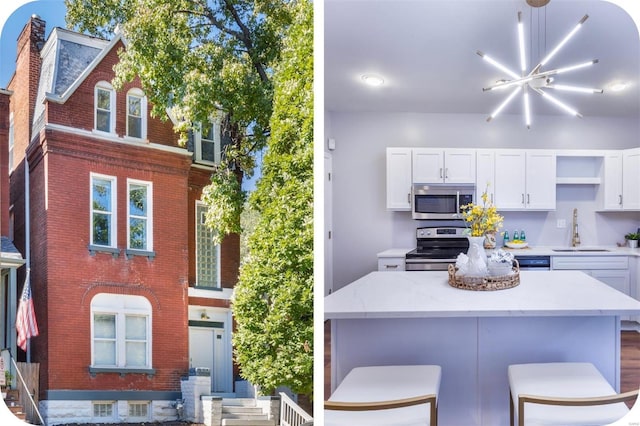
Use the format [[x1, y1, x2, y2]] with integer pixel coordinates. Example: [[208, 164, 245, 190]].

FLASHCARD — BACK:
[[552, 256, 632, 322], [377, 257, 405, 271]]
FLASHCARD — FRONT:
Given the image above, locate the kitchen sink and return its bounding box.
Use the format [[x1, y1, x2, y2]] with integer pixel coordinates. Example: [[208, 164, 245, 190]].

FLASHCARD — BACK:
[[551, 248, 610, 252]]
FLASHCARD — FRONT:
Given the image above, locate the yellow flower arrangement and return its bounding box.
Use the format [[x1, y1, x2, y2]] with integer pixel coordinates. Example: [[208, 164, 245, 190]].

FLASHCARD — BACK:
[[461, 187, 504, 237]]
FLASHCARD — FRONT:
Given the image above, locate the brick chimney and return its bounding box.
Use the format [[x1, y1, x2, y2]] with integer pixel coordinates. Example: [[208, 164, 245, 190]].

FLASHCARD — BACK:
[[9, 14, 45, 155]]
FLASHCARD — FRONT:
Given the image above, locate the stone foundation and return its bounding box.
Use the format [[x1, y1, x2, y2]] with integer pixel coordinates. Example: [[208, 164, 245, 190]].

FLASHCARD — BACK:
[[39, 400, 178, 425]]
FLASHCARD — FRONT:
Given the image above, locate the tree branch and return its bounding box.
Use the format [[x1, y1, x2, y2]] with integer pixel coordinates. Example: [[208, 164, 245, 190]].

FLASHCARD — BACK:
[[222, 0, 270, 83]]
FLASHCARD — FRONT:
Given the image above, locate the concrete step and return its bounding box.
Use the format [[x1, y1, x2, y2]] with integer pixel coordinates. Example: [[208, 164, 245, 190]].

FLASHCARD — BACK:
[[223, 406, 266, 415], [222, 398, 257, 407], [221, 419, 276, 426]]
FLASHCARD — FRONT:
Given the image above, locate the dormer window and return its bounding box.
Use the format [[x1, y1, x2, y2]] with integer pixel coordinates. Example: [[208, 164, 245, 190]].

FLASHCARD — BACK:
[[95, 82, 116, 133], [127, 89, 147, 139], [195, 121, 221, 165]]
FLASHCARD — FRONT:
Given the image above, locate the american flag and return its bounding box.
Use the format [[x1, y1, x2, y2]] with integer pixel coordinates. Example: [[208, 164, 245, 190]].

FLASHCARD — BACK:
[[17, 270, 39, 351]]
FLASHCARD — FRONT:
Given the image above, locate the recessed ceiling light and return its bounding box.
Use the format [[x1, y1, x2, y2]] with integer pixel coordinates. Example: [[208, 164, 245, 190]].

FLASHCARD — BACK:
[[609, 82, 628, 92], [361, 74, 384, 87]]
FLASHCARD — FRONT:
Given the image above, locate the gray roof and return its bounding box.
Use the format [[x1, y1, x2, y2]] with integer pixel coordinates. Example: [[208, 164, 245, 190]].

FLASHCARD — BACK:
[[0, 236, 24, 267], [32, 28, 111, 137], [55, 39, 102, 96]]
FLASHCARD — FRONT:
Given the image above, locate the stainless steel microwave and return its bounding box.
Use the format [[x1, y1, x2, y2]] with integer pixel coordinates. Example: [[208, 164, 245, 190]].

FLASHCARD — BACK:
[[411, 184, 474, 220]]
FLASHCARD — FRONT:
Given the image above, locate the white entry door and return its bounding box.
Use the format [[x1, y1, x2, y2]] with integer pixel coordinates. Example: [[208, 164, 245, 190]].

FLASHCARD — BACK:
[[189, 327, 230, 393]]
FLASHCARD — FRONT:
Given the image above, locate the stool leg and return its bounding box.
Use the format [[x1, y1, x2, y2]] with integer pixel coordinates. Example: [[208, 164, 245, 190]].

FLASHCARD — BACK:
[[509, 390, 514, 426]]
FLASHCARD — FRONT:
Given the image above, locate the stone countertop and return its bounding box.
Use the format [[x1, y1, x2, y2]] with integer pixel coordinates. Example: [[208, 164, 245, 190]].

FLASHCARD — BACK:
[[378, 246, 640, 258], [324, 270, 640, 320]]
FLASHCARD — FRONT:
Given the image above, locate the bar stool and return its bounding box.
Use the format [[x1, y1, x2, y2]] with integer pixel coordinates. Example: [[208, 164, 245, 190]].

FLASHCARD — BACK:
[[508, 362, 638, 426], [324, 365, 441, 426]]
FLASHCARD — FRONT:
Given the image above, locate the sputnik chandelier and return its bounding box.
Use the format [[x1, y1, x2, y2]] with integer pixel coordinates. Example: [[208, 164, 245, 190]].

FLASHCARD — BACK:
[[477, 4, 602, 128]]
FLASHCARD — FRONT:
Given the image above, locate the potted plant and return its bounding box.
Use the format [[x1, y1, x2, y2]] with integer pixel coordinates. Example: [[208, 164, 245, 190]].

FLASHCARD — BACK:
[[625, 232, 639, 248], [4, 370, 13, 390]]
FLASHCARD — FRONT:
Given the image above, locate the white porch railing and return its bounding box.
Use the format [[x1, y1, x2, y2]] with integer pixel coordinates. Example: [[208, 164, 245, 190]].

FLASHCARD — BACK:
[[279, 392, 313, 426]]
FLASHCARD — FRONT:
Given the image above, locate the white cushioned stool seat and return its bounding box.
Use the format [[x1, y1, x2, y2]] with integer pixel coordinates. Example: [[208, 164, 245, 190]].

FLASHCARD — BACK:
[[325, 365, 441, 426], [508, 362, 634, 426]]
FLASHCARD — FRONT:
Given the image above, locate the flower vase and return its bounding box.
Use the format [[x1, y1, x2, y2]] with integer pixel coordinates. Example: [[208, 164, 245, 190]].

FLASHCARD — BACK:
[[484, 231, 497, 249], [467, 236, 488, 276]]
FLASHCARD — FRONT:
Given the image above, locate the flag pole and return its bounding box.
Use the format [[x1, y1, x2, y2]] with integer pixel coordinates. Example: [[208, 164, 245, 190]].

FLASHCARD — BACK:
[[24, 157, 31, 363]]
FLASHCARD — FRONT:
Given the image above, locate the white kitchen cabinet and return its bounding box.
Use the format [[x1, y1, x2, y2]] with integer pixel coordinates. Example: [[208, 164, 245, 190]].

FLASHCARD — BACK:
[[476, 149, 495, 204], [386, 148, 412, 210], [412, 148, 476, 184], [598, 148, 640, 211], [377, 257, 406, 271], [622, 148, 640, 210], [599, 151, 624, 210], [552, 255, 631, 321], [590, 269, 630, 296], [494, 150, 556, 210]]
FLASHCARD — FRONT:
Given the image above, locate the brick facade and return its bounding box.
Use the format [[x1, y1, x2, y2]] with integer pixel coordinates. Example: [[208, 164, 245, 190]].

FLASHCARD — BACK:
[[5, 16, 240, 414]]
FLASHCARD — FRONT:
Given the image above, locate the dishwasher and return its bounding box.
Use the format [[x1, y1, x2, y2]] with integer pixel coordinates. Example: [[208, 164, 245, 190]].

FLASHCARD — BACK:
[[514, 255, 551, 270]]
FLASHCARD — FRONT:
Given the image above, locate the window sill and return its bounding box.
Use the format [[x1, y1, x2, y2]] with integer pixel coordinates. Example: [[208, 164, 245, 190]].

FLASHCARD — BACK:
[[125, 249, 156, 260], [89, 367, 156, 378], [192, 285, 223, 292], [123, 136, 149, 144], [88, 245, 120, 258]]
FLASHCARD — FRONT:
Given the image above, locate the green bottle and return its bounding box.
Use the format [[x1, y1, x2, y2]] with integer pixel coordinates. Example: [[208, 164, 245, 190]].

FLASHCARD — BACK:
[[503, 231, 510, 245]]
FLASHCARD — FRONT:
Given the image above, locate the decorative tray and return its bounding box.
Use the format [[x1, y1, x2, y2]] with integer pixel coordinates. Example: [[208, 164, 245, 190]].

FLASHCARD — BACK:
[[447, 260, 520, 291], [505, 241, 528, 249]]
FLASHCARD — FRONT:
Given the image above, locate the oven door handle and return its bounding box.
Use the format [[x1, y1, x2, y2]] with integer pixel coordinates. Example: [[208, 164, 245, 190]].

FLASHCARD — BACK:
[[455, 191, 460, 218], [405, 258, 458, 264]]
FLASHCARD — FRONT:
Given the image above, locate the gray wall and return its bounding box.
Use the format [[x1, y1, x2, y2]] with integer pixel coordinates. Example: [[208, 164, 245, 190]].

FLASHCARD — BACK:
[[326, 111, 640, 289]]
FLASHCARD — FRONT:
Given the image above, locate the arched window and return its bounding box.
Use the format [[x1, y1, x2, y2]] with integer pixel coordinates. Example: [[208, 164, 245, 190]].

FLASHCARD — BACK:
[[90, 293, 152, 369], [126, 88, 147, 139], [95, 82, 116, 133]]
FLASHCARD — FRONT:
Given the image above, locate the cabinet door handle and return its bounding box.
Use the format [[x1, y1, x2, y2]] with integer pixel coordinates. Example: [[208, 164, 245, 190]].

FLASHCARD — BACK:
[[440, 168, 443, 179], [408, 193, 411, 204], [490, 193, 493, 204], [527, 194, 530, 204], [619, 194, 623, 205], [385, 264, 399, 269], [445, 168, 449, 179], [521, 194, 525, 204]]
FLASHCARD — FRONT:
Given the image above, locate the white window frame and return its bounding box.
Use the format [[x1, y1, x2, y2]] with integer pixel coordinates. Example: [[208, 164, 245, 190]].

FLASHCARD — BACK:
[[195, 201, 221, 288], [8, 113, 14, 173], [90, 294, 152, 369], [127, 179, 153, 251], [194, 120, 221, 166], [126, 88, 147, 140], [92, 401, 116, 420], [94, 81, 116, 134], [128, 401, 150, 421], [90, 173, 117, 248]]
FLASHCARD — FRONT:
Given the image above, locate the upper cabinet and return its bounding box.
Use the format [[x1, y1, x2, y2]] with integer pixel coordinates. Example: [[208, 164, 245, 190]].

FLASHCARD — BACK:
[[622, 148, 640, 210], [412, 149, 476, 184], [476, 149, 495, 204], [494, 150, 556, 210], [386, 148, 412, 210], [598, 148, 640, 211], [387, 146, 635, 214]]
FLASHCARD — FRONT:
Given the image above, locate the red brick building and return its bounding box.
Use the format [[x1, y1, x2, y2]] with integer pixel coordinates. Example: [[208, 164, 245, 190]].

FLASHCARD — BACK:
[[3, 16, 239, 424]]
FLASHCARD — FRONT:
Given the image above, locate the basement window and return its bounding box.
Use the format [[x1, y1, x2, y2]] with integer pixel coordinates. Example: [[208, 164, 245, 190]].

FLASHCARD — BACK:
[[93, 402, 115, 420], [128, 401, 150, 420]]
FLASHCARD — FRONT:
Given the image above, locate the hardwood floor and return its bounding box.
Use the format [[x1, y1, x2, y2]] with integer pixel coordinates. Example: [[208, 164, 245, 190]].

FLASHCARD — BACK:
[[325, 320, 640, 407]]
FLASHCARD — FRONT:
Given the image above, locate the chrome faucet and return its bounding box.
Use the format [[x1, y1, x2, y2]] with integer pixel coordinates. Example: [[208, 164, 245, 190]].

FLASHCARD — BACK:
[[571, 208, 581, 247]]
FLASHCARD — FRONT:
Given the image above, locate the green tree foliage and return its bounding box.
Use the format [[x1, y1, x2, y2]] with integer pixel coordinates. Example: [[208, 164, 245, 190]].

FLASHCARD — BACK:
[[232, 0, 313, 396], [65, 0, 293, 239]]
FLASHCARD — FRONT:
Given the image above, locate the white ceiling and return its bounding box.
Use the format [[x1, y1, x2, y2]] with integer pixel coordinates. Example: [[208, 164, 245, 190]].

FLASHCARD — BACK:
[[324, 0, 640, 119]]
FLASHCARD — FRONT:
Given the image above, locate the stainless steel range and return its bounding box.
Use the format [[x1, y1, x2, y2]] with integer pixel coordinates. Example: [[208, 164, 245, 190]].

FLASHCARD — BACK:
[[405, 227, 469, 271]]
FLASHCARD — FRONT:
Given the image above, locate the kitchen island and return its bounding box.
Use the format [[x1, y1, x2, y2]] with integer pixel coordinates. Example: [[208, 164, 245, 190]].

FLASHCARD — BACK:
[[325, 270, 640, 426]]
